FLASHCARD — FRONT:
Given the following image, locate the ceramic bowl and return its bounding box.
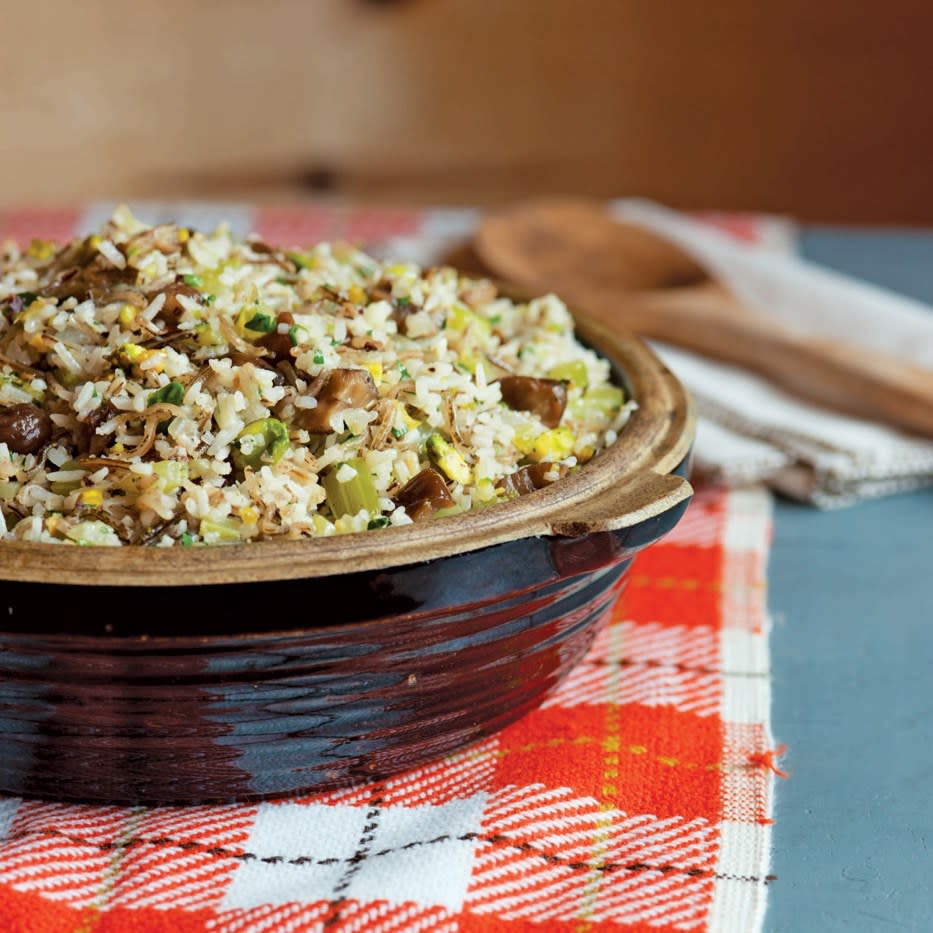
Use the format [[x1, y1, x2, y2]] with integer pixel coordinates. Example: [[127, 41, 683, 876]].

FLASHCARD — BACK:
[[0, 313, 694, 803]]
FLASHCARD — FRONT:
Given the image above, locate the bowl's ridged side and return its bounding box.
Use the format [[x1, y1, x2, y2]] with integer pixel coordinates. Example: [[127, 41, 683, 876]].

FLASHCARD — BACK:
[[0, 560, 632, 804]]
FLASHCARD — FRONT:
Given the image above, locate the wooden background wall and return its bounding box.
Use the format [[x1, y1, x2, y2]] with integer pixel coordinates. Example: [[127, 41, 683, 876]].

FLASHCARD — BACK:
[[2, 0, 932, 222]]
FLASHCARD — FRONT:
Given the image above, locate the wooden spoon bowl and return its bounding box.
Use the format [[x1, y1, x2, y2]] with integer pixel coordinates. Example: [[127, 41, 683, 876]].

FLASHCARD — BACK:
[[475, 198, 933, 437]]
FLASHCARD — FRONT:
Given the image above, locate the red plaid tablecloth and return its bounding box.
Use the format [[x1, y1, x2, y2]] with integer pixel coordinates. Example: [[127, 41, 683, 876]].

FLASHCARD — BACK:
[[0, 206, 782, 933]]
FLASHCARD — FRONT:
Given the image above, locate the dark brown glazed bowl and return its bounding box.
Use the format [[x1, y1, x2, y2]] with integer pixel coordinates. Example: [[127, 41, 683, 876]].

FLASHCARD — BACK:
[[0, 314, 695, 804]]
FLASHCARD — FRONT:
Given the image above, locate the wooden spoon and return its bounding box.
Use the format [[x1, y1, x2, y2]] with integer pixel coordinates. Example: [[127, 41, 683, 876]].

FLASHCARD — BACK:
[[475, 198, 933, 437]]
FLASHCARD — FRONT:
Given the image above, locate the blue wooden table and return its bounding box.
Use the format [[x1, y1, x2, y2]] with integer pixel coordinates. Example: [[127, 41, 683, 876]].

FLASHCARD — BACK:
[[768, 230, 933, 932]]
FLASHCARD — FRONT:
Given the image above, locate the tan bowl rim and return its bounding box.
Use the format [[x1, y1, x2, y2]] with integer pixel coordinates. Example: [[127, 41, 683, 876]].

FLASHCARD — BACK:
[[0, 309, 695, 587]]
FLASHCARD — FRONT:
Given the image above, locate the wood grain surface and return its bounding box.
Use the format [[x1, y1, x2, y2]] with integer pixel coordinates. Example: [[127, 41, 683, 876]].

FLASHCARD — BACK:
[[1, 1, 932, 221]]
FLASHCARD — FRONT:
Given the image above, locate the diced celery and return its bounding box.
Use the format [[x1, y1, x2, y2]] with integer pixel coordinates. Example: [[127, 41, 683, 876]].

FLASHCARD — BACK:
[[0, 481, 21, 500], [153, 460, 189, 493], [512, 422, 539, 455], [426, 432, 471, 484], [199, 516, 242, 544], [66, 520, 121, 547], [446, 303, 492, 342], [586, 384, 624, 411], [195, 322, 224, 347], [548, 360, 589, 389], [323, 457, 380, 517], [232, 419, 290, 471], [532, 427, 576, 462]]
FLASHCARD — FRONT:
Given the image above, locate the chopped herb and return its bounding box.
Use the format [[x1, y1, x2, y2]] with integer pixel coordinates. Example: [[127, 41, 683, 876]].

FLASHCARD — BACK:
[[11, 292, 38, 313], [204, 294, 217, 305], [312, 349, 325, 365], [245, 311, 276, 333], [396, 296, 411, 307], [356, 265, 374, 277], [330, 337, 341, 347], [490, 314, 502, 324], [367, 516, 391, 530], [148, 381, 185, 406], [182, 274, 203, 288], [288, 324, 301, 347], [275, 276, 290, 285], [181, 532, 194, 546], [397, 362, 411, 379], [286, 250, 312, 270], [390, 426, 407, 439]]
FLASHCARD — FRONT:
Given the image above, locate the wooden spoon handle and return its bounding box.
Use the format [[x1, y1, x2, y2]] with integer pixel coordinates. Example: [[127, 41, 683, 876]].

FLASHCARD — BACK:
[[598, 286, 933, 437]]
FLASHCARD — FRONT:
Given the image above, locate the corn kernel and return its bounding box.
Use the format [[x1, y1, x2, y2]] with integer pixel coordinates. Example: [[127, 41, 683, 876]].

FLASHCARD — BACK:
[[239, 506, 259, 525], [110, 442, 125, 454], [120, 343, 165, 372], [87, 235, 102, 251], [364, 362, 383, 383], [77, 489, 104, 508], [120, 342, 146, 364], [26, 238, 55, 260], [118, 304, 137, 327], [27, 333, 49, 351], [177, 228, 190, 243], [347, 284, 366, 305]]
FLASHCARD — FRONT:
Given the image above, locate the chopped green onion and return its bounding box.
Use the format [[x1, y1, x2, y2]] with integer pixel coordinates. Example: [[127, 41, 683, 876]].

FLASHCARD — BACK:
[[288, 324, 301, 347], [286, 250, 313, 270], [245, 311, 276, 333], [397, 362, 411, 379], [312, 349, 325, 365], [148, 381, 185, 406], [181, 531, 194, 546], [323, 457, 380, 517], [396, 296, 411, 307], [204, 293, 217, 305], [390, 426, 407, 439], [182, 274, 203, 288], [367, 516, 391, 529]]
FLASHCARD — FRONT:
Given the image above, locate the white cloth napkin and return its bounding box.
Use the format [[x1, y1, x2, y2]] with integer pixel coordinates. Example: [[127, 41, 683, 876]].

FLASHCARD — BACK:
[[381, 202, 933, 507], [611, 200, 933, 507]]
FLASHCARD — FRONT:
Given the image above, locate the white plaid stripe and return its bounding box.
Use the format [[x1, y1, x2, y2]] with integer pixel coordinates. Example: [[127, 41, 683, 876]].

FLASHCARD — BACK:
[[709, 487, 775, 932]]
